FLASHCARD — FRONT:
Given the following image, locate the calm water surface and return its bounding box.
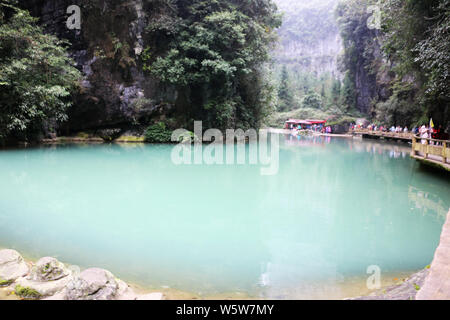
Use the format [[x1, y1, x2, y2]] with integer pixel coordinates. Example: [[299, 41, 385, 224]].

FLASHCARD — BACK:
[[0, 135, 448, 299]]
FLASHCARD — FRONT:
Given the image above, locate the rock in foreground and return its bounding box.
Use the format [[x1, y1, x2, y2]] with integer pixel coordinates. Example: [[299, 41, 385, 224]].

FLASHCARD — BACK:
[[16, 257, 73, 297], [350, 269, 429, 300], [0, 249, 29, 282], [0, 249, 163, 300]]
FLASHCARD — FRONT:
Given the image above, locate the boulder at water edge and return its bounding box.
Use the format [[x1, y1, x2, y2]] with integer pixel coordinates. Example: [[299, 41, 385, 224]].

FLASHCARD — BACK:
[[29, 257, 70, 281], [0, 249, 29, 282], [64, 268, 163, 300], [15, 257, 73, 297], [65, 268, 134, 300]]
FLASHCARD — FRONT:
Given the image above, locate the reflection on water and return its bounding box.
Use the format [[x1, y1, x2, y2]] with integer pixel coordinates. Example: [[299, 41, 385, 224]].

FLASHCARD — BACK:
[[284, 134, 411, 157], [408, 186, 448, 221], [0, 135, 448, 299]]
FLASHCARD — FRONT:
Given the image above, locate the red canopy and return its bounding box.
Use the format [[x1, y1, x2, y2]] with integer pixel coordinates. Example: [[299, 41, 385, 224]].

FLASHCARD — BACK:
[[285, 119, 327, 125], [306, 119, 327, 124], [286, 119, 312, 125]]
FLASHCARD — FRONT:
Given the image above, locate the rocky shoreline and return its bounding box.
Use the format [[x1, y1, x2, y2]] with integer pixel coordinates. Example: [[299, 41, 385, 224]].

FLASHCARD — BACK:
[[349, 268, 430, 300], [0, 249, 163, 300], [1, 247, 434, 301]]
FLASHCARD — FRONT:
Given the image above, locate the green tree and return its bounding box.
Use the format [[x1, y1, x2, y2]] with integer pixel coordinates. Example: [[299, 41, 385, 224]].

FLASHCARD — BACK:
[[277, 65, 294, 111], [147, 0, 281, 130], [301, 90, 323, 109], [331, 78, 342, 104], [341, 72, 355, 113], [0, 1, 81, 143]]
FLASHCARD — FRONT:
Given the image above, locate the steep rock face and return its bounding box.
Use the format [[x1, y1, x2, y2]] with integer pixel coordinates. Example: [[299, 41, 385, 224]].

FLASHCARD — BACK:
[[274, 0, 342, 77], [335, 1, 395, 116], [354, 58, 378, 114], [20, 0, 176, 133], [275, 32, 342, 77], [352, 34, 393, 115]]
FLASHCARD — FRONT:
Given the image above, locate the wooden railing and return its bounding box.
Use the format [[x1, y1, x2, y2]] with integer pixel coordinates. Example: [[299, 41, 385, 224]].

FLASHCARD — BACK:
[[412, 135, 449, 164], [353, 128, 413, 140]]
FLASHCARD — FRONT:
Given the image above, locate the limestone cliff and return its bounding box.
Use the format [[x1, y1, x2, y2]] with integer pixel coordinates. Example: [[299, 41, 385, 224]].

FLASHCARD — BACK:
[[20, 0, 175, 133], [273, 0, 342, 77]]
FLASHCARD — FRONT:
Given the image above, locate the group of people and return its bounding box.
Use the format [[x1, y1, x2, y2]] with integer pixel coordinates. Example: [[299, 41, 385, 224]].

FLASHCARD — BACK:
[[390, 126, 409, 133], [353, 124, 410, 133], [323, 126, 332, 134], [418, 125, 449, 144], [352, 123, 448, 137], [291, 124, 332, 134]]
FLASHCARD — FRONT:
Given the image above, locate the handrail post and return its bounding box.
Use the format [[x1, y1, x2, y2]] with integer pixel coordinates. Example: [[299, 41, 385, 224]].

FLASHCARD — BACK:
[[425, 139, 429, 159], [412, 136, 416, 156], [444, 142, 447, 164]]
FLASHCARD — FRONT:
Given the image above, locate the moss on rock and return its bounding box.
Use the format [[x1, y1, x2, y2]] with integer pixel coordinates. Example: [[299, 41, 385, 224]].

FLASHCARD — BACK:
[[15, 285, 42, 299], [0, 277, 13, 287]]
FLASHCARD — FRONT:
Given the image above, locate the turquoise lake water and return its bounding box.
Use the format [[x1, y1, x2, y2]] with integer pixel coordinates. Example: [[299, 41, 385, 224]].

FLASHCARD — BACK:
[[0, 135, 449, 299]]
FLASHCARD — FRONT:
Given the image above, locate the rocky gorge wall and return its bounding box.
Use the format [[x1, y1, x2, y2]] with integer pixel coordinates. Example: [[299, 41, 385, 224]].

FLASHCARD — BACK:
[[273, 0, 343, 78], [20, 0, 176, 134], [349, 30, 393, 115]]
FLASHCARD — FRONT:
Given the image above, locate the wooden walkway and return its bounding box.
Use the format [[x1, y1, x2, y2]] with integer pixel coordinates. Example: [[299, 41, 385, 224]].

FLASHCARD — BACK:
[[354, 130, 413, 142], [417, 210, 450, 300], [355, 130, 449, 171], [411, 136, 450, 171]]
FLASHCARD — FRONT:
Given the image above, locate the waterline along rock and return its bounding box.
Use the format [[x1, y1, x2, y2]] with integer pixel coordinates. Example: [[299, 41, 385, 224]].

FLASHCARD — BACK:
[[0, 249, 163, 300]]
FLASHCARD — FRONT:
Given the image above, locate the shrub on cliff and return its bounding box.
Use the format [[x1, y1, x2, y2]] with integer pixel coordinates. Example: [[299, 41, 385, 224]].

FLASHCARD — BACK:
[[144, 122, 173, 143], [0, 1, 81, 143]]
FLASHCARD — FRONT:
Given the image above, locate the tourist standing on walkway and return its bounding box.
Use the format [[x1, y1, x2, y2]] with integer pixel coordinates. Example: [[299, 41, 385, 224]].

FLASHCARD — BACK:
[[420, 125, 429, 144]]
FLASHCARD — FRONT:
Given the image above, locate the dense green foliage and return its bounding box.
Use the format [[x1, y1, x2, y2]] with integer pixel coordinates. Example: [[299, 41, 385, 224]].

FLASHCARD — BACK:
[[0, 0, 81, 143], [380, 0, 449, 127], [414, 1, 450, 100], [145, 0, 281, 131], [301, 90, 323, 109], [144, 122, 173, 143], [277, 65, 294, 111], [274, 66, 344, 113], [336, 0, 449, 128]]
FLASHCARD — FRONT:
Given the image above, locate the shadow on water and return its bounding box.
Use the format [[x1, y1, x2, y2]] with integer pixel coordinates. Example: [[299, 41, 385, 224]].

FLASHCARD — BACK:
[[416, 162, 450, 180]]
